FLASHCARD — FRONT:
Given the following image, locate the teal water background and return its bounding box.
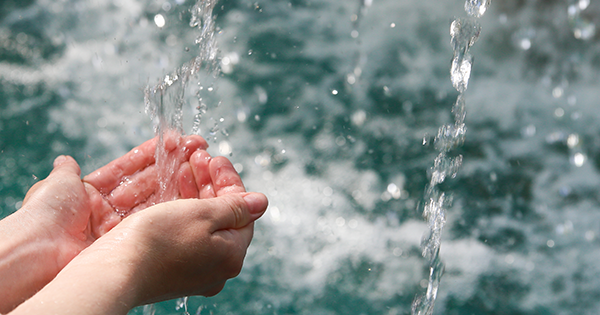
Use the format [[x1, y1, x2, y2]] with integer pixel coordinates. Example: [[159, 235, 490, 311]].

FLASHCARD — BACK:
[[3, 0, 600, 314]]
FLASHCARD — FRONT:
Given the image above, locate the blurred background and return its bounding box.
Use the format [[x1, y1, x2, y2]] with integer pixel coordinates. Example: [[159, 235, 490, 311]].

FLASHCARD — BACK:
[[2, 0, 600, 314]]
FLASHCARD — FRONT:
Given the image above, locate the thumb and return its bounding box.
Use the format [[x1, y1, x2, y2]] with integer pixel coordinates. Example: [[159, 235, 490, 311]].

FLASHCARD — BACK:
[[23, 155, 82, 204], [51, 155, 82, 177], [209, 192, 268, 231]]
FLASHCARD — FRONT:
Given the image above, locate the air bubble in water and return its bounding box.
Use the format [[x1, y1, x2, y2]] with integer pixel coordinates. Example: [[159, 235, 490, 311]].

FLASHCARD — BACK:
[[465, 0, 491, 18]]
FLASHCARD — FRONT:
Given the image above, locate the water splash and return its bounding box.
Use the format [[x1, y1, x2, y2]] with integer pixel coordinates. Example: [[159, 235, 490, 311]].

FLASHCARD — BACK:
[[412, 1, 490, 314], [144, 0, 220, 204]]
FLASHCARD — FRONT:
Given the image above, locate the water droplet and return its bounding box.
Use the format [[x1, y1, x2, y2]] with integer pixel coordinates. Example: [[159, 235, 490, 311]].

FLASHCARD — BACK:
[[154, 14, 166, 28], [567, 133, 580, 148], [219, 141, 232, 155], [351, 110, 367, 126], [572, 152, 586, 167], [512, 28, 535, 50], [552, 86, 563, 98], [450, 55, 472, 93]]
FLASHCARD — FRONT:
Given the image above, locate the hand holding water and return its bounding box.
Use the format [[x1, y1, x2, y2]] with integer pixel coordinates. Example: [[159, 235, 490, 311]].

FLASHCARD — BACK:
[[1, 134, 267, 314]]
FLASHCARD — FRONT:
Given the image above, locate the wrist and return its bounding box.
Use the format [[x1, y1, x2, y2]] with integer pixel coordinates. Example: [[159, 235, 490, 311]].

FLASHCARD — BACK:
[[0, 211, 62, 313], [9, 233, 143, 315]]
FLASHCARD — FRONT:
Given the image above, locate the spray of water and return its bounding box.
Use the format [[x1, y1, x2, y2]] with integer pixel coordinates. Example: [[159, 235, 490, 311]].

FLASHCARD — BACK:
[[411, 1, 490, 314]]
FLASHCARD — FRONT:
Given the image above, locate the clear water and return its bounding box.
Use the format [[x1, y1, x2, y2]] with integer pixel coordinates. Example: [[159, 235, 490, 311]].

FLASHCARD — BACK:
[[2, 0, 600, 314]]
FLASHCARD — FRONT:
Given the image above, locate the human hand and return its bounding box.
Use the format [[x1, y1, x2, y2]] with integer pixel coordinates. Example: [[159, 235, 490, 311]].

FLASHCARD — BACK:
[[0, 134, 206, 313], [97, 192, 268, 305], [8, 161, 268, 315], [24, 134, 207, 257]]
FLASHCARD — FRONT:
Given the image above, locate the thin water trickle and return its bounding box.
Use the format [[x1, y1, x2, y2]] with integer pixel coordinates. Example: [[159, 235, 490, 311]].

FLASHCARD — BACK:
[[144, 0, 221, 204], [412, 1, 490, 314]]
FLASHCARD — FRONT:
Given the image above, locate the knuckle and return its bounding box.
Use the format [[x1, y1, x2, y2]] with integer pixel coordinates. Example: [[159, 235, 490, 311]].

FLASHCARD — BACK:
[[223, 196, 246, 227]]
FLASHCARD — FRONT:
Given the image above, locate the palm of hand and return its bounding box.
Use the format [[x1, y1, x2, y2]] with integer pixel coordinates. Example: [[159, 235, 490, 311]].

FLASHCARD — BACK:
[[21, 156, 96, 266]]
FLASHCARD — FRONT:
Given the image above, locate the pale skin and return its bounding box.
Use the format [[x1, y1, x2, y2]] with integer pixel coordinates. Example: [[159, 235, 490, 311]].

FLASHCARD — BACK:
[[0, 134, 268, 314]]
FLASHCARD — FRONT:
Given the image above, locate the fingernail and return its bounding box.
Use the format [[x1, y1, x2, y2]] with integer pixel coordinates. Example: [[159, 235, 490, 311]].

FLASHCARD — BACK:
[[243, 193, 268, 215]]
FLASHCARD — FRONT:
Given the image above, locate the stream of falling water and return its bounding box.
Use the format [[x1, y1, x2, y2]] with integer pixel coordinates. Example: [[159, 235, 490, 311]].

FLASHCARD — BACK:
[[143, 0, 220, 205], [411, 1, 490, 314]]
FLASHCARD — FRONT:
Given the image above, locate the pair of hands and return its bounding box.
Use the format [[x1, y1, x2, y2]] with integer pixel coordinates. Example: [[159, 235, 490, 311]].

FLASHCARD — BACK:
[[0, 135, 267, 314]]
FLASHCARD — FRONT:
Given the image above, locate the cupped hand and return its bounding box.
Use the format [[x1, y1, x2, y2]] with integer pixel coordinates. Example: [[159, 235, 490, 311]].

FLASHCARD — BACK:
[[1, 134, 206, 313], [22, 135, 207, 257], [104, 192, 268, 305], [7, 144, 269, 315]]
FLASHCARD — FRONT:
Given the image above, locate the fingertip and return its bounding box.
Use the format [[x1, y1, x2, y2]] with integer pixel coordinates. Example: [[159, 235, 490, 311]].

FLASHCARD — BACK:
[[53, 155, 68, 167], [162, 130, 183, 152], [52, 155, 81, 176], [210, 156, 245, 195], [190, 150, 212, 166], [183, 135, 209, 152], [242, 192, 268, 218]]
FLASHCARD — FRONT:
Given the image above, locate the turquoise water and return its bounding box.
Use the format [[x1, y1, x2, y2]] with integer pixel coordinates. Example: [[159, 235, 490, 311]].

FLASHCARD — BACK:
[[3, 0, 600, 314]]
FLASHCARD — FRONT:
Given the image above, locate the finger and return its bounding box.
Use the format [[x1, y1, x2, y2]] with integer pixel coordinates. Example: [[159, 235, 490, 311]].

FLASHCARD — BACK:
[[182, 135, 208, 154], [178, 162, 198, 199], [209, 157, 245, 196], [24, 156, 82, 204], [209, 193, 268, 232], [51, 155, 81, 177], [190, 150, 216, 199], [161, 130, 183, 152], [83, 138, 158, 194], [106, 165, 158, 214]]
